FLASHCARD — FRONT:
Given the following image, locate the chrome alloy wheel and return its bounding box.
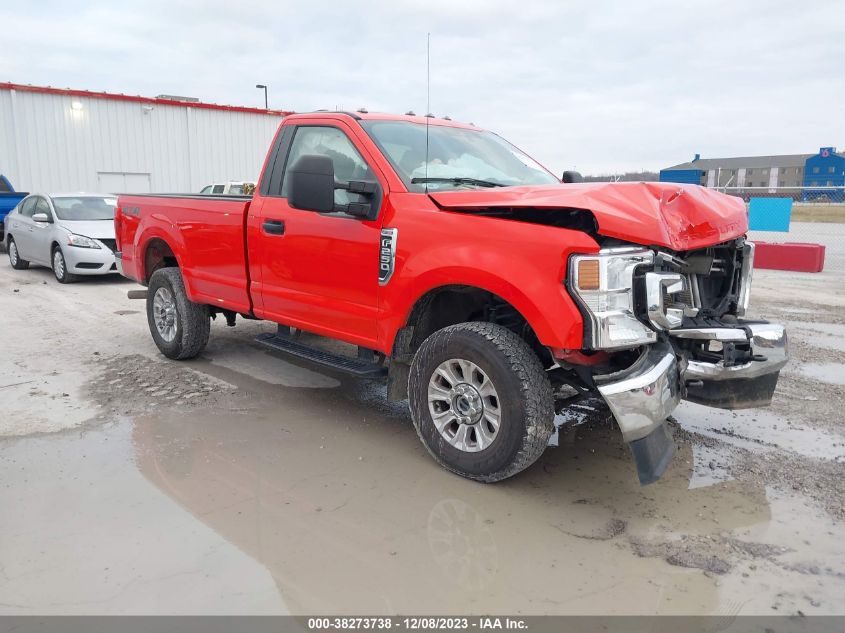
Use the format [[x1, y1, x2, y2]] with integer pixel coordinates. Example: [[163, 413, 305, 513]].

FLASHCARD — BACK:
[[153, 287, 178, 342], [428, 358, 502, 452], [9, 241, 18, 265], [53, 249, 65, 279]]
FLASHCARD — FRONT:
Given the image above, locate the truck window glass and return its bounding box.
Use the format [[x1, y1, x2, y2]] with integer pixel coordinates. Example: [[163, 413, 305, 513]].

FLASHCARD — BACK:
[[361, 120, 559, 191], [281, 126, 375, 206]]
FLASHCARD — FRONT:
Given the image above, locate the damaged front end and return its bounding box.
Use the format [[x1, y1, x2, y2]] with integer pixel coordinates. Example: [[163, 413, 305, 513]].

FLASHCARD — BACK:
[[561, 240, 788, 485]]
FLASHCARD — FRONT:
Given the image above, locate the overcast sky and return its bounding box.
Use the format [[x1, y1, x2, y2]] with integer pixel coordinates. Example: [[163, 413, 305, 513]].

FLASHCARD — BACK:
[[2, 0, 843, 174]]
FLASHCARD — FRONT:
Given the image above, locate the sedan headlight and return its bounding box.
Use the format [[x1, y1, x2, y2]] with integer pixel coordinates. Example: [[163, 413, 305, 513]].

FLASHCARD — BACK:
[[67, 234, 101, 249], [568, 247, 656, 350]]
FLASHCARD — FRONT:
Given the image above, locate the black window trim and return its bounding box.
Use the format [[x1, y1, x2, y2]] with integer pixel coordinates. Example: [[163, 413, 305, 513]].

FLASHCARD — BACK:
[[261, 125, 295, 198], [264, 123, 381, 203]]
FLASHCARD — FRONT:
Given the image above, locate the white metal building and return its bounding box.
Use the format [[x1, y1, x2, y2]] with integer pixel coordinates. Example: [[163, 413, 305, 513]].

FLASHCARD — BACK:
[[0, 83, 288, 194]]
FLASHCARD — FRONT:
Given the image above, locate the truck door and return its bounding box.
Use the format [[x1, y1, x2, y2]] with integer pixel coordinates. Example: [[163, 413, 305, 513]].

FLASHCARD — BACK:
[[250, 121, 387, 349]]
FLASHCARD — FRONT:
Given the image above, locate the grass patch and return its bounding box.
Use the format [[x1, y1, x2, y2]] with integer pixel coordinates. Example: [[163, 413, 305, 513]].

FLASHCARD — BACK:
[[790, 205, 845, 223]]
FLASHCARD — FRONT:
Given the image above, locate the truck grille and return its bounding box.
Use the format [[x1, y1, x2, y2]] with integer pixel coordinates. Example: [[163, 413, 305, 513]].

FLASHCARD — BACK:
[[98, 239, 117, 253], [663, 283, 695, 311], [643, 239, 751, 324]]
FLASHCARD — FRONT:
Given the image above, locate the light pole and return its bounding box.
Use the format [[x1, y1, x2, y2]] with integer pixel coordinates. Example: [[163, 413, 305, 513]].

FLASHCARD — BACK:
[[255, 84, 268, 110]]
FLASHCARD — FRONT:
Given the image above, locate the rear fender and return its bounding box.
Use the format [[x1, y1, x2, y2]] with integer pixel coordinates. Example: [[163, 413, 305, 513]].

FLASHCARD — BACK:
[[136, 228, 192, 295]]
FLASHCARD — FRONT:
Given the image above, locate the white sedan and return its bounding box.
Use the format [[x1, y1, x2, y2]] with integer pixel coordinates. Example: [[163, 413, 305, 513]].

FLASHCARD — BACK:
[[4, 193, 119, 283]]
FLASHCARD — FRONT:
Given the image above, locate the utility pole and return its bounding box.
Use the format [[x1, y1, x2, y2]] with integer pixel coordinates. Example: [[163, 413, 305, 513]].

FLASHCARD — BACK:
[[255, 84, 268, 109]]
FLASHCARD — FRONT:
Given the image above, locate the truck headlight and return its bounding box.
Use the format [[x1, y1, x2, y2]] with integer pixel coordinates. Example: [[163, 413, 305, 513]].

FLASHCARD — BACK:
[[67, 234, 101, 249], [568, 247, 656, 350]]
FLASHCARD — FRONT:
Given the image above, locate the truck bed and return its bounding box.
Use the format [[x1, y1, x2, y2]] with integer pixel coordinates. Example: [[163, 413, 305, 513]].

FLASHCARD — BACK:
[[116, 194, 254, 313]]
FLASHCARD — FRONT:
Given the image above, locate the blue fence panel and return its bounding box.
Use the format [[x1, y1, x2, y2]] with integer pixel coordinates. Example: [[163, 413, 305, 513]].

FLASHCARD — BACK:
[[748, 197, 792, 232]]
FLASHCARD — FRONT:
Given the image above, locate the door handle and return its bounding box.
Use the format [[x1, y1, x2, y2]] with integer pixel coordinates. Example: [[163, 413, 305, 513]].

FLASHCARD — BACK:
[[262, 219, 285, 235]]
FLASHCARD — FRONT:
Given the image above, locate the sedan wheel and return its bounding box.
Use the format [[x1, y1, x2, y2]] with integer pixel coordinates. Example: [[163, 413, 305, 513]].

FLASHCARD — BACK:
[[8, 238, 30, 270], [52, 248, 77, 283]]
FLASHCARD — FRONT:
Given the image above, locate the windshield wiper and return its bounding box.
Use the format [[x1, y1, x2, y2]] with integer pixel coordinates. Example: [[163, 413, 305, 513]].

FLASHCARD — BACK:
[[411, 177, 506, 188]]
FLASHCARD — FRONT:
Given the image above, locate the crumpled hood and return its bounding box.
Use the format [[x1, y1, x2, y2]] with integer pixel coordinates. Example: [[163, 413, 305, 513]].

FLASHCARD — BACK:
[[428, 182, 748, 251], [58, 219, 116, 240]]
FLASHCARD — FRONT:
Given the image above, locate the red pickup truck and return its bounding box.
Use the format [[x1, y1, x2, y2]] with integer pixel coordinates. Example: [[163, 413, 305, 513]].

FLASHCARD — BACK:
[[116, 111, 787, 485]]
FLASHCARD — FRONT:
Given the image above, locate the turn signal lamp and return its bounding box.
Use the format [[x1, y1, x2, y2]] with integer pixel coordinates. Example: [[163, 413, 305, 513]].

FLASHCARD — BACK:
[[568, 248, 656, 350]]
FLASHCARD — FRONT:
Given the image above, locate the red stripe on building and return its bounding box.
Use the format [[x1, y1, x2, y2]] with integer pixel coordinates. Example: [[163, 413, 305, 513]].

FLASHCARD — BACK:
[[0, 82, 292, 117]]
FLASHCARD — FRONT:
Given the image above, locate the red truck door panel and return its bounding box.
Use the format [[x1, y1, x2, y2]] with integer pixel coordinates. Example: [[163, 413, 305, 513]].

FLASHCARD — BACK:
[[250, 122, 387, 348]]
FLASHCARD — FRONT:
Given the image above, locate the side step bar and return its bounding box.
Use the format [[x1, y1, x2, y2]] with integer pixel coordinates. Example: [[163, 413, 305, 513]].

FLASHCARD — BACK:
[[255, 328, 387, 377]]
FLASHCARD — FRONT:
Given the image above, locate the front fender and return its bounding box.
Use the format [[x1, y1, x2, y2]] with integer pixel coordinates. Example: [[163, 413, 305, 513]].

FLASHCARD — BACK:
[[380, 234, 597, 353]]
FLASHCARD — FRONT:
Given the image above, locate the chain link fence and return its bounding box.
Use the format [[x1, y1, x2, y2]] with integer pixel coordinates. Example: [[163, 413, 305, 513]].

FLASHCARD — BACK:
[[715, 186, 845, 273]]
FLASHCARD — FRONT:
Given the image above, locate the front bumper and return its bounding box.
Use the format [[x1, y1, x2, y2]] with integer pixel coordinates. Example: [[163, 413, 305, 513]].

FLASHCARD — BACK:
[[64, 245, 118, 275], [682, 322, 788, 408], [596, 342, 680, 444], [595, 321, 787, 484]]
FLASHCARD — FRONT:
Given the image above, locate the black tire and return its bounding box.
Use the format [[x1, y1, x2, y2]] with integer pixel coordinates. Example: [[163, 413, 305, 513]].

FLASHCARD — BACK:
[[52, 246, 78, 283], [146, 267, 210, 360], [408, 322, 554, 482], [7, 237, 30, 270]]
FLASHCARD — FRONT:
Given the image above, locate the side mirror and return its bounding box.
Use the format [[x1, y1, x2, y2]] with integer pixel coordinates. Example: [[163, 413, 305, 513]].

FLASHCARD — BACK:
[[32, 212, 51, 223], [562, 171, 583, 184], [288, 154, 378, 218], [289, 155, 337, 213]]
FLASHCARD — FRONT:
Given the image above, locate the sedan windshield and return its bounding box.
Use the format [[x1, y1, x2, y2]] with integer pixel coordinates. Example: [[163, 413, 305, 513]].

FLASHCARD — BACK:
[[361, 120, 560, 191], [52, 196, 117, 221]]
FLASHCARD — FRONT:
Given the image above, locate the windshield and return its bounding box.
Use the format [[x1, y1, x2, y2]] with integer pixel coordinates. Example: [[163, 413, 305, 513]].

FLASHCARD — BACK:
[[52, 196, 117, 221], [361, 120, 560, 191]]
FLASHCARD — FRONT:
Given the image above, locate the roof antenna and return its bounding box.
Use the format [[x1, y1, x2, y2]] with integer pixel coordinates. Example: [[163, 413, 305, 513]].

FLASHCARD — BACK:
[[425, 32, 430, 193]]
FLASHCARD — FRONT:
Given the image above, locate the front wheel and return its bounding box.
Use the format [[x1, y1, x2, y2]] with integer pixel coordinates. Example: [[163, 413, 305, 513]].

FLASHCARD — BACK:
[[408, 322, 555, 482], [8, 237, 30, 270], [52, 247, 78, 283], [146, 267, 210, 360]]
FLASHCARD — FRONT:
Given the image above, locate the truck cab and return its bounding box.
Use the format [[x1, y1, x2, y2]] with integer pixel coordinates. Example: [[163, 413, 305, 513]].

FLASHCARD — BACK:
[[115, 111, 787, 486]]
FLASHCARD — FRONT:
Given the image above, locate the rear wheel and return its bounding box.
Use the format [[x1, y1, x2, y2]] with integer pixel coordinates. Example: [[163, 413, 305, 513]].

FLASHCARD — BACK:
[[52, 247, 77, 283], [408, 322, 555, 482], [147, 267, 210, 360], [8, 237, 30, 270]]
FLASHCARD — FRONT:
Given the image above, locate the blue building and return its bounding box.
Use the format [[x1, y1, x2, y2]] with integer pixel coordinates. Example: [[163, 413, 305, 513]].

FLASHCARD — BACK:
[[660, 147, 844, 199], [803, 147, 845, 200]]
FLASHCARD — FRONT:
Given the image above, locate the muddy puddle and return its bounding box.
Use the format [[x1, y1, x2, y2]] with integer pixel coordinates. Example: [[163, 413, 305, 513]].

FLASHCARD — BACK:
[[795, 362, 845, 386], [674, 403, 845, 461], [4, 347, 843, 615], [3, 255, 844, 615], [126, 399, 845, 614]]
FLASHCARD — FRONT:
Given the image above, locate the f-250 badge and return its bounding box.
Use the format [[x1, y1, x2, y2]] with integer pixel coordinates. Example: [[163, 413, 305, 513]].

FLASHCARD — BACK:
[[379, 228, 398, 285]]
